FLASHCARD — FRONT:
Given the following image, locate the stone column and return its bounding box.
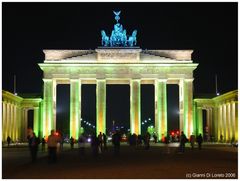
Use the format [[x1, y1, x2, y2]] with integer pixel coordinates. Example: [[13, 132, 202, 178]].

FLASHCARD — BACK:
[[197, 107, 203, 135], [213, 107, 218, 142], [130, 79, 141, 135], [9, 104, 14, 140], [155, 79, 167, 140], [96, 79, 106, 135], [230, 101, 236, 141], [218, 105, 223, 141], [33, 107, 39, 137], [12, 105, 17, 141], [43, 79, 54, 138], [226, 103, 231, 142], [206, 108, 210, 140], [234, 102, 238, 141], [222, 104, 227, 142], [6, 103, 11, 140], [16, 105, 21, 141], [23, 109, 28, 141], [2, 101, 7, 141], [180, 79, 193, 138], [70, 79, 81, 139]]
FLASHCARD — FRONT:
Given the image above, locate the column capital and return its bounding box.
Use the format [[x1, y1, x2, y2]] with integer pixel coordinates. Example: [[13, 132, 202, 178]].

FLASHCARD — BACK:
[[43, 78, 53, 82], [184, 78, 194, 82], [155, 79, 167, 83]]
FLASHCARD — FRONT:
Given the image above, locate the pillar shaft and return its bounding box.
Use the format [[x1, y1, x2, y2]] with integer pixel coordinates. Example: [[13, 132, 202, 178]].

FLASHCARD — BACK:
[[180, 79, 193, 138], [197, 107, 203, 135], [154, 79, 167, 140], [43, 79, 54, 138], [9, 104, 14, 140], [130, 79, 141, 135], [70, 79, 81, 139], [96, 79, 106, 135], [12, 105, 17, 141], [218, 105, 223, 141], [222, 104, 227, 142], [33, 107, 39, 137], [2, 102, 7, 141], [226, 103, 231, 142]]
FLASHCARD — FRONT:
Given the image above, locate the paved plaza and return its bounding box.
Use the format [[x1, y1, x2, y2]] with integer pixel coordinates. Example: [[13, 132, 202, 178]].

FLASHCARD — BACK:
[[2, 143, 238, 179]]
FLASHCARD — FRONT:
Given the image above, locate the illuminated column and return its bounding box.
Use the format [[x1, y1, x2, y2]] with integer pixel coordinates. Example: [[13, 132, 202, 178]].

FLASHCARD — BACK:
[[226, 103, 231, 142], [130, 79, 141, 135], [12, 105, 17, 141], [222, 104, 227, 142], [43, 79, 54, 138], [96, 79, 106, 135], [2, 101, 7, 141], [213, 107, 218, 141], [197, 107, 203, 135], [180, 79, 193, 138], [6, 103, 11, 140], [53, 80, 57, 132], [9, 104, 14, 140], [33, 107, 39, 137], [16, 105, 21, 141], [206, 108, 210, 140], [154, 79, 167, 140], [234, 102, 238, 141], [23, 109, 28, 141], [218, 105, 223, 141], [70, 79, 81, 139]]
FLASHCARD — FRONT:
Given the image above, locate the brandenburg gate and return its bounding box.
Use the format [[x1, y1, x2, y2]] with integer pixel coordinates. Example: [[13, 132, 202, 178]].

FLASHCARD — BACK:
[[39, 11, 198, 140]]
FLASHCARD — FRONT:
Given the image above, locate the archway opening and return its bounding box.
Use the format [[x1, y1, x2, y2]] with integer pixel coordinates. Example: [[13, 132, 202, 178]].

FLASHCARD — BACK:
[[141, 84, 154, 135], [106, 85, 130, 137], [27, 109, 34, 129], [202, 109, 208, 141], [56, 84, 70, 137], [167, 84, 179, 140], [81, 84, 96, 136]]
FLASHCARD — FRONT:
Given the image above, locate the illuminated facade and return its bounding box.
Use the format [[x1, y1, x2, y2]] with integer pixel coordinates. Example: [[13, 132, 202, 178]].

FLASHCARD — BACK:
[[194, 90, 238, 142], [39, 48, 197, 140], [2, 91, 42, 141]]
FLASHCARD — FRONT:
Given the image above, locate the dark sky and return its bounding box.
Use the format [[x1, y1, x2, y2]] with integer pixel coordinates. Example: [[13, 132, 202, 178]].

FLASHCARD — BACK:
[[2, 3, 237, 134]]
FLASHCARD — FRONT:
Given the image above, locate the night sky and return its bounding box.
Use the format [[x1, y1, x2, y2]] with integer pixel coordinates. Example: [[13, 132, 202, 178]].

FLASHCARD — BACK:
[[2, 3, 237, 135]]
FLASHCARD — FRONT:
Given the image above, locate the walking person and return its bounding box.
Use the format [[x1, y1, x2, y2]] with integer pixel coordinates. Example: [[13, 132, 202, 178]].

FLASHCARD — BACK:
[[179, 131, 188, 153], [78, 134, 86, 156], [28, 132, 39, 163], [190, 133, 196, 150], [98, 132, 103, 152], [7, 136, 11, 147], [112, 131, 121, 156], [91, 135, 99, 157], [48, 130, 60, 163], [144, 132, 151, 150], [41, 137, 46, 152], [70, 136, 74, 149], [103, 133, 107, 150], [196, 133, 203, 150]]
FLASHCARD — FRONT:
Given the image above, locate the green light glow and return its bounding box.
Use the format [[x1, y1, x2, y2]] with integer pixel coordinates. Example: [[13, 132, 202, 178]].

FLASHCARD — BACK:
[[33, 107, 39, 137], [43, 79, 53, 138], [70, 80, 81, 139], [96, 80, 106, 135], [197, 107, 203, 135], [154, 80, 167, 140], [130, 79, 141, 135]]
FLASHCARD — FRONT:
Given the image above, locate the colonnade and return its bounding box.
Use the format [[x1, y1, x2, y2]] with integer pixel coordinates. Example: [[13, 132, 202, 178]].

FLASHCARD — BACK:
[[194, 90, 238, 142], [2, 91, 42, 142], [42, 78, 194, 140]]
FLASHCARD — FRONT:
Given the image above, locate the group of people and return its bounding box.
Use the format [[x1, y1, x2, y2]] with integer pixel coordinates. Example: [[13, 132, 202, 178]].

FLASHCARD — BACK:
[[179, 131, 203, 153], [128, 132, 151, 150]]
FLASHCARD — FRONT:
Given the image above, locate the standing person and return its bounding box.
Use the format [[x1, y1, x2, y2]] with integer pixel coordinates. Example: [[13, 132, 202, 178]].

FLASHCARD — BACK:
[[28, 132, 39, 163], [220, 134, 223, 143], [190, 133, 196, 150], [164, 134, 170, 153], [41, 137, 46, 152], [103, 133, 107, 150], [144, 132, 151, 150], [91, 135, 99, 157], [70, 137, 74, 149], [98, 132, 103, 152], [7, 136, 11, 147], [153, 133, 157, 143], [48, 130, 59, 163], [112, 131, 121, 156], [60, 135, 64, 151], [196, 133, 203, 150], [179, 131, 188, 153], [78, 134, 86, 156]]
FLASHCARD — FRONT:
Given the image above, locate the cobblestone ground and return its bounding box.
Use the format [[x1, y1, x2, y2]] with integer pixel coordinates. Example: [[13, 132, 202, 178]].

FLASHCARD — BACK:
[[2, 143, 238, 179]]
